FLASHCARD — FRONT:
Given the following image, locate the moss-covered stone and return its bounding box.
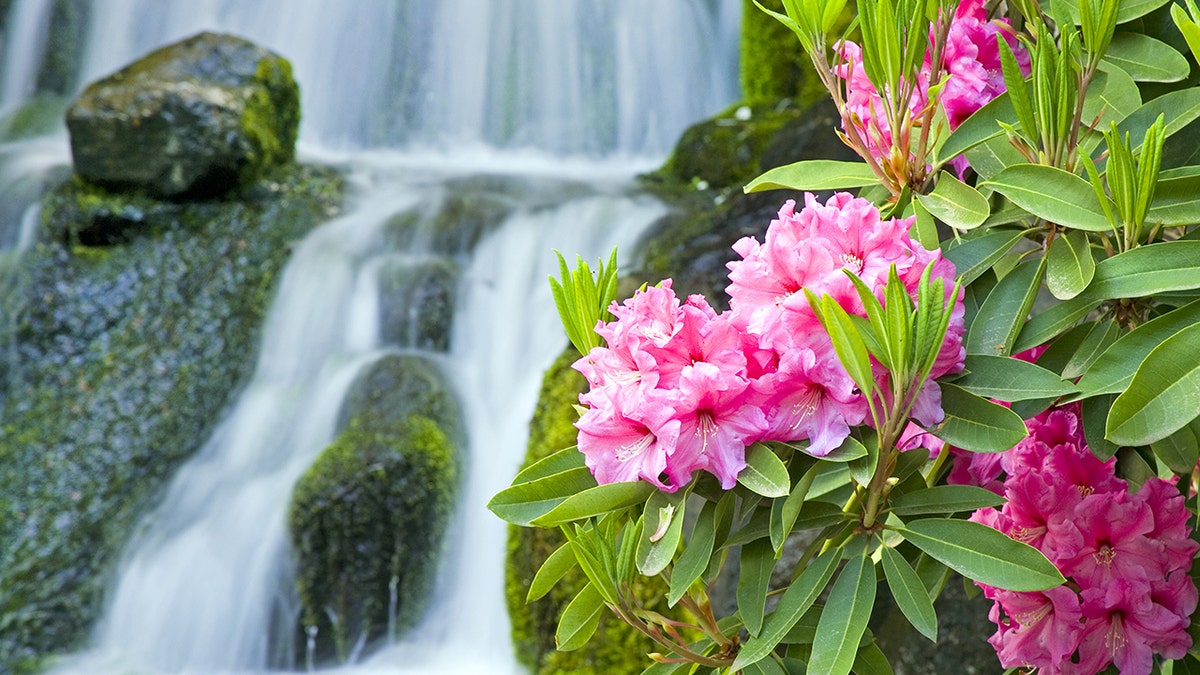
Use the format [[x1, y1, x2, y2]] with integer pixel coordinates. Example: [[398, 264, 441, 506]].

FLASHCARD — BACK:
[[740, 0, 827, 106], [506, 347, 669, 675], [0, 162, 342, 671], [289, 413, 458, 665], [376, 257, 458, 352], [65, 32, 301, 199], [334, 353, 463, 449]]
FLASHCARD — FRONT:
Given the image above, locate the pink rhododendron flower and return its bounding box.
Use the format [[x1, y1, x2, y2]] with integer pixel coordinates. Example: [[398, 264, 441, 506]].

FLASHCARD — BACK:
[[969, 404, 1198, 674]]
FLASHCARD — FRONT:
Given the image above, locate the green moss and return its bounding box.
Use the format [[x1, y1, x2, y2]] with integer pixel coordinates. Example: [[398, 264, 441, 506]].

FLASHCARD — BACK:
[[0, 163, 343, 671], [289, 414, 458, 664], [506, 347, 672, 675], [240, 56, 300, 184], [740, 0, 827, 106]]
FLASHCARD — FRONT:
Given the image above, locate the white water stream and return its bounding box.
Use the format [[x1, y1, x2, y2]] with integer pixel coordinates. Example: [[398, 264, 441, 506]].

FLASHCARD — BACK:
[[0, 1, 740, 672]]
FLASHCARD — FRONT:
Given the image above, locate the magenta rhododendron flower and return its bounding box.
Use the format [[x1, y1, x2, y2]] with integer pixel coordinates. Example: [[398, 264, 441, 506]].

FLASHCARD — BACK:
[[969, 404, 1199, 674]]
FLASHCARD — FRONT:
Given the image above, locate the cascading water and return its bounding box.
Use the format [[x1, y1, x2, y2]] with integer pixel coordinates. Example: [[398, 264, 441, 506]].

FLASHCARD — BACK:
[[0, 1, 740, 672]]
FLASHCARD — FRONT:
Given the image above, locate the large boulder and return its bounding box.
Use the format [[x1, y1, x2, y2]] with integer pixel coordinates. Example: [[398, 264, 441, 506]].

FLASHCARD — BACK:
[[289, 353, 463, 665], [65, 31, 300, 199], [0, 163, 341, 673]]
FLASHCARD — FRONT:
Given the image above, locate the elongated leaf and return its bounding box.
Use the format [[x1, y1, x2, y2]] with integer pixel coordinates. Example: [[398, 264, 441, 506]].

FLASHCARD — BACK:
[[1113, 88, 1200, 156], [966, 257, 1045, 357], [1150, 415, 1200, 474], [900, 519, 1066, 591], [881, 546, 937, 641], [1148, 175, 1200, 226], [488, 466, 598, 526], [771, 463, 817, 554], [1173, 4, 1200, 65], [938, 91, 1015, 164], [963, 134, 1027, 181], [732, 547, 841, 670], [668, 500, 717, 606], [942, 229, 1026, 287], [1046, 230, 1096, 300], [1101, 33, 1189, 82], [555, 583, 605, 651], [527, 542, 578, 602], [808, 545, 876, 675], [1083, 394, 1121, 459], [740, 443, 791, 498], [745, 160, 878, 193], [935, 382, 1029, 453], [531, 480, 654, 526], [916, 172, 990, 230], [512, 445, 586, 483], [890, 485, 1005, 517], [853, 641, 895, 675], [1106, 323, 1200, 446], [637, 490, 687, 576], [738, 539, 778, 637], [1075, 300, 1200, 399], [1059, 318, 1121, 381], [955, 354, 1078, 401], [1080, 67, 1141, 130], [1016, 241, 1200, 352], [1059, 0, 1171, 27], [982, 165, 1113, 232]]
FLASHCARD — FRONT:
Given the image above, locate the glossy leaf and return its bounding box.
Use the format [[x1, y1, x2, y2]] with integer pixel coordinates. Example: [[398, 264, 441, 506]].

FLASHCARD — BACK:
[[637, 490, 687, 576], [732, 547, 840, 670], [1046, 230, 1096, 300], [936, 382, 1029, 453], [881, 546, 937, 641], [942, 229, 1026, 287], [966, 257, 1045, 357], [1059, 319, 1122, 381], [1150, 416, 1200, 475], [1113, 89, 1200, 157], [740, 443, 792, 498], [745, 160, 878, 193], [938, 91, 1015, 164], [900, 519, 1066, 591], [890, 485, 1005, 517], [738, 539, 778, 637], [1148, 175, 1200, 226], [488, 466, 598, 526], [852, 641, 895, 675], [512, 445, 586, 483], [915, 172, 989, 230], [808, 544, 876, 675], [1102, 33, 1189, 82], [668, 499, 717, 606], [1080, 66, 1141, 129], [531, 480, 655, 527], [955, 354, 1078, 402], [771, 463, 817, 554], [1074, 300, 1200, 399], [555, 583, 605, 651], [1173, 3, 1200, 65], [1082, 394, 1121, 460], [527, 542, 577, 603], [1107, 323, 1200, 446], [982, 165, 1113, 232], [963, 134, 1028, 180]]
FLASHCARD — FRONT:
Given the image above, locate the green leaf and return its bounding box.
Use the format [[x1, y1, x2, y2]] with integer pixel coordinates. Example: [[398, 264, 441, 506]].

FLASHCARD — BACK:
[[963, 134, 1027, 181], [531, 480, 655, 526], [880, 546, 937, 641], [1080, 66, 1141, 129], [771, 463, 817, 554], [740, 443, 792, 498], [1046, 230, 1096, 300], [852, 641, 895, 675], [935, 382, 1029, 453], [1113, 89, 1200, 157], [1082, 393, 1121, 459], [808, 544, 876, 675], [738, 539, 779, 637], [915, 172, 990, 230], [911, 197, 939, 251], [890, 485, 1005, 517], [1148, 175, 1200, 226], [1075, 300, 1200, 399], [942, 229, 1026, 287], [1172, 3, 1200, 65], [511, 445, 586, 483], [955, 354, 1078, 401], [900, 519, 1066, 591], [637, 490, 687, 576], [1101, 33, 1189, 82], [1106, 323, 1200, 446], [745, 160, 878, 193], [966, 256, 1046, 357], [555, 583, 605, 651], [809, 291, 876, 396], [732, 547, 841, 670], [667, 499, 717, 606], [1150, 415, 1200, 474], [982, 165, 1114, 232], [527, 542, 578, 602], [1059, 318, 1122, 381], [938, 90, 1015, 164], [488, 466, 598, 526]]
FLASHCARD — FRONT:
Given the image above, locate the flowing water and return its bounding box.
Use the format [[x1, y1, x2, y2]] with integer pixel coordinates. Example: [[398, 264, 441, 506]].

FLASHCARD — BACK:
[[0, 1, 740, 672]]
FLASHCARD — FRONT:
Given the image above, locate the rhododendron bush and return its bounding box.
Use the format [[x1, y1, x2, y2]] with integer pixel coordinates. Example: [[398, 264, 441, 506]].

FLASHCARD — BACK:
[[491, 0, 1200, 673]]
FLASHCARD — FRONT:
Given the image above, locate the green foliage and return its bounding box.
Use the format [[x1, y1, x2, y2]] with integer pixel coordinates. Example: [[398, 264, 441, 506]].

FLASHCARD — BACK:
[[549, 249, 619, 356]]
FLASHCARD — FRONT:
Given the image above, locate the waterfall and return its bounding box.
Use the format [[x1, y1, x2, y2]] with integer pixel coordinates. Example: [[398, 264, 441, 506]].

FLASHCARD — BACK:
[[0, 0, 54, 107], [0, 1, 742, 672]]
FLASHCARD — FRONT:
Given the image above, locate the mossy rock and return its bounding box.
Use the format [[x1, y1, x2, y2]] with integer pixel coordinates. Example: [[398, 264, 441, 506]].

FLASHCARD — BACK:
[[740, 0, 827, 106], [289, 414, 459, 665], [334, 353, 463, 450], [506, 347, 673, 675], [0, 162, 342, 671], [65, 32, 300, 199], [376, 257, 458, 351]]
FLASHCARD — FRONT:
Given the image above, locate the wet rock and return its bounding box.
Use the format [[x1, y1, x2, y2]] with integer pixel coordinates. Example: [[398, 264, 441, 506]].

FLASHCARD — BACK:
[[0, 163, 342, 672], [335, 353, 463, 448], [377, 256, 458, 351], [65, 31, 300, 199]]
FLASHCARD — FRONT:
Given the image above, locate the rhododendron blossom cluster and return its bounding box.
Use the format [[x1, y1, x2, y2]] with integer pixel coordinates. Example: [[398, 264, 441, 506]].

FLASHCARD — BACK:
[[573, 192, 964, 492], [834, 0, 1028, 174], [969, 405, 1198, 674]]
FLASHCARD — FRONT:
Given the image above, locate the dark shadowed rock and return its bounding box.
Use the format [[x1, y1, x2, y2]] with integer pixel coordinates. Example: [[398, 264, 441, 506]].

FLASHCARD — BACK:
[[65, 31, 299, 199]]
